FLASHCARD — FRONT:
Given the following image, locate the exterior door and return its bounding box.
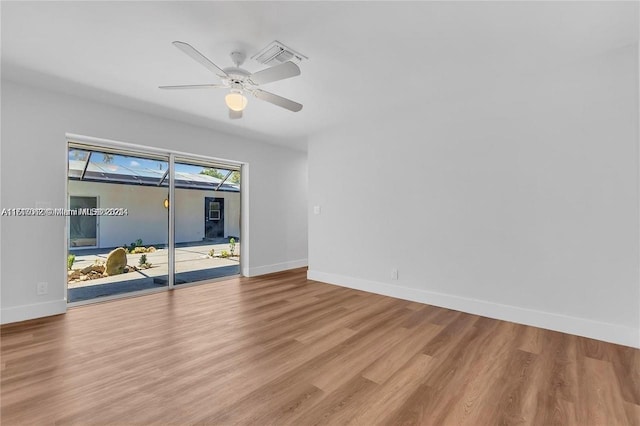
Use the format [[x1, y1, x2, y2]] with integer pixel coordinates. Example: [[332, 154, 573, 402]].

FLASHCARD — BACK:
[[204, 197, 224, 239], [69, 196, 98, 247]]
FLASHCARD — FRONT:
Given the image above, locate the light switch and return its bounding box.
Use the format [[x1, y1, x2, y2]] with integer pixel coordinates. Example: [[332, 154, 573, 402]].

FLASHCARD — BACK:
[[313, 205, 321, 215]]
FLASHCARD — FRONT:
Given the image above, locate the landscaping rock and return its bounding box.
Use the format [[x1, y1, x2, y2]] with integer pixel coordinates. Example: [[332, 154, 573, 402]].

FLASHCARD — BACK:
[[105, 247, 127, 276], [68, 270, 82, 281], [82, 264, 105, 275]]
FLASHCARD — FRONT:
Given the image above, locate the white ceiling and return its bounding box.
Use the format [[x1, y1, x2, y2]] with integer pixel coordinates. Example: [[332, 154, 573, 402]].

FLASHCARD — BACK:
[[2, 1, 637, 151]]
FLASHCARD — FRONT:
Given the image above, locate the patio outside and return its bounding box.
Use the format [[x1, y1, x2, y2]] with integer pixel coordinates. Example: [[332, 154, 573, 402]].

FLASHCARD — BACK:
[[68, 240, 240, 302]]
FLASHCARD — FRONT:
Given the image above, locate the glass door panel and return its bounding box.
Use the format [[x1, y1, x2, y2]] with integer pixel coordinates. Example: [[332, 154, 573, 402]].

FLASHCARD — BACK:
[[173, 160, 241, 285], [67, 146, 169, 302]]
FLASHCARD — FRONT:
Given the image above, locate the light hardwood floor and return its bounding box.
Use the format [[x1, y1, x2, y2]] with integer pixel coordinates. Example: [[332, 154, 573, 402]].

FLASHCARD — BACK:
[[1, 268, 638, 425]]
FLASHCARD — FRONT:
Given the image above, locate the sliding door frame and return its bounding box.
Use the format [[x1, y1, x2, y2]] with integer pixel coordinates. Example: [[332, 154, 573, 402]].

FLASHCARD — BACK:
[[65, 133, 245, 305], [168, 153, 176, 290]]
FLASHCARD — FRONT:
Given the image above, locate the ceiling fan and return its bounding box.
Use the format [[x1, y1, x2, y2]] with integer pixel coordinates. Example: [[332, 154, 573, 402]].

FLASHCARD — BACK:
[[160, 41, 303, 119]]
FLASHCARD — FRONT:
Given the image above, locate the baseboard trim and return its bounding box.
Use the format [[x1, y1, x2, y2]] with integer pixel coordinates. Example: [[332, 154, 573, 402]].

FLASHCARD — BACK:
[[245, 259, 308, 277], [1, 299, 67, 325], [307, 270, 640, 349]]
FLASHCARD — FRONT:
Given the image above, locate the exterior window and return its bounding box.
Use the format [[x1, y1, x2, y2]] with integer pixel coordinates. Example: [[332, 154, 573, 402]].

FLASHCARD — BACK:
[[209, 202, 221, 220]]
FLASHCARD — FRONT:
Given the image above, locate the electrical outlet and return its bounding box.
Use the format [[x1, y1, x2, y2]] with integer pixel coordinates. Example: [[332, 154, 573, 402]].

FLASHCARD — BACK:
[[313, 205, 321, 215], [37, 282, 48, 295], [391, 269, 398, 280]]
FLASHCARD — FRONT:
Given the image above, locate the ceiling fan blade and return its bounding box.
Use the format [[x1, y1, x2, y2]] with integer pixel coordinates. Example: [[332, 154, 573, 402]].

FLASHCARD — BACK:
[[172, 41, 228, 79], [249, 61, 300, 85], [159, 84, 226, 90], [229, 109, 243, 119], [253, 89, 303, 112]]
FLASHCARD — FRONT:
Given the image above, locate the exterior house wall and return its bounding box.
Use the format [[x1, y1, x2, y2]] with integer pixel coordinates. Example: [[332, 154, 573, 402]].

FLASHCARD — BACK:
[[175, 187, 240, 244], [68, 180, 240, 249]]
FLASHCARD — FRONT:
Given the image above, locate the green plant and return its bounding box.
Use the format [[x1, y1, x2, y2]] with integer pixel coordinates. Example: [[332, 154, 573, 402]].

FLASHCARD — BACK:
[[200, 168, 224, 179], [208, 248, 215, 257], [67, 254, 76, 270], [137, 254, 152, 269], [220, 250, 230, 258], [127, 239, 144, 253], [229, 238, 236, 256]]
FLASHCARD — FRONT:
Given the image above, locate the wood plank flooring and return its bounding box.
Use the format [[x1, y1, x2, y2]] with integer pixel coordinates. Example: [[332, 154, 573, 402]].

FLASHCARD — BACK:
[[1, 268, 638, 425]]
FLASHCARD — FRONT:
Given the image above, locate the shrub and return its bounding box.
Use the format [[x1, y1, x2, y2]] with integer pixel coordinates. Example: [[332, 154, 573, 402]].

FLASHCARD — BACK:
[[208, 248, 215, 257], [136, 254, 152, 269], [229, 238, 236, 256], [127, 239, 144, 253], [220, 250, 230, 258], [67, 254, 76, 270]]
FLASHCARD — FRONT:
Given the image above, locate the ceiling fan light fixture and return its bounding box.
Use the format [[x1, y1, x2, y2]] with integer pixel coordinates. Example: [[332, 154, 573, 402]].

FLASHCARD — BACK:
[[225, 92, 248, 112]]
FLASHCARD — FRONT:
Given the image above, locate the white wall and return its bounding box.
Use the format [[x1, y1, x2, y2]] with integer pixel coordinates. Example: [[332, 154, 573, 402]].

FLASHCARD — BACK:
[[68, 180, 240, 248], [308, 45, 639, 348], [0, 80, 307, 323], [175, 188, 240, 243]]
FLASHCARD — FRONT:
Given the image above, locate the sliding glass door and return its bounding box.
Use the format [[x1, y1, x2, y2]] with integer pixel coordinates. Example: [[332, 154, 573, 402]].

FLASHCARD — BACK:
[[67, 141, 241, 304], [173, 159, 241, 286]]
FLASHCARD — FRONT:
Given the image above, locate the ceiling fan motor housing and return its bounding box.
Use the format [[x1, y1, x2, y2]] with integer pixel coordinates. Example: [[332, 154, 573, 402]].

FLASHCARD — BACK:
[[222, 67, 250, 85], [228, 82, 244, 93]]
